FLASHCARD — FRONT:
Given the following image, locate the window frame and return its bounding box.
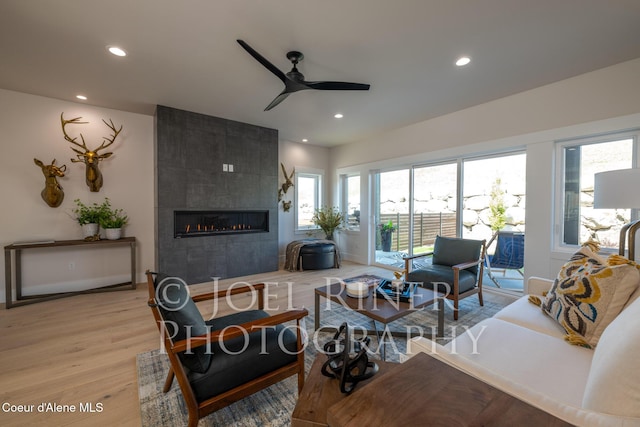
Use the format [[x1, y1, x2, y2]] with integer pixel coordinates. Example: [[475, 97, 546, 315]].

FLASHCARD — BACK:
[[341, 173, 361, 231], [294, 170, 323, 232], [553, 129, 639, 253]]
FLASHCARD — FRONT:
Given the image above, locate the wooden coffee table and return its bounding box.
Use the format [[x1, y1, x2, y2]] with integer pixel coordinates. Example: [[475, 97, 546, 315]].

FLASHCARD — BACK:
[[291, 355, 397, 427], [314, 280, 444, 359], [326, 352, 572, 426]]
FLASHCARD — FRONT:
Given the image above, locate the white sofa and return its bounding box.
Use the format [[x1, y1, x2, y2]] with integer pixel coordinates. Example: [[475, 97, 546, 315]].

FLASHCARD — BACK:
[[405, 277, 640, 426]]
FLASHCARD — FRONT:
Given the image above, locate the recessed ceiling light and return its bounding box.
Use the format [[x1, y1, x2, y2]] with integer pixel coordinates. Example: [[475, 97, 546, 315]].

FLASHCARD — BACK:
[[456, 57, 471, 67], [107, 46, 127, 57], [302, 138, 308, 143], [334, 113, 344, 119], [76, 95, 87, 100]]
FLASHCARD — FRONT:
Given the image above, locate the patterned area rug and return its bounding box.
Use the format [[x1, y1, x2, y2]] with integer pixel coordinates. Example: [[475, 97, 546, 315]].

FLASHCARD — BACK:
[[137, 274, 510, 426], [137, 349, 314, 427]]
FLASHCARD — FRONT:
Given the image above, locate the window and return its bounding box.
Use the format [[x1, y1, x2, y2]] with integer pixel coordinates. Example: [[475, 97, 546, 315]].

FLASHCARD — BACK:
[[462, 153, 526, 239], [374, 168, 410, 260], [372, 151, 527, 292], [557, 132, 637, 249], [295, 172, 322, 231], [412, 162, 458, 254], [342, 174, 361, 230]]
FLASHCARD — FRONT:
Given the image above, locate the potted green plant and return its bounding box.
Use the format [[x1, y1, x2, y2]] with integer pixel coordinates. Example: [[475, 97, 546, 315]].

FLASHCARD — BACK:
[[73, 199, 108, 238], [311, 206, 345, 240], [378, 220, 397, 252], [99, 198, 128, 240]]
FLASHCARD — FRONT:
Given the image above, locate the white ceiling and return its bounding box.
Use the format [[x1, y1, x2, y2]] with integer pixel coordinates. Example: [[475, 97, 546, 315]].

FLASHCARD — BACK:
[[2, 0, 640, 147]]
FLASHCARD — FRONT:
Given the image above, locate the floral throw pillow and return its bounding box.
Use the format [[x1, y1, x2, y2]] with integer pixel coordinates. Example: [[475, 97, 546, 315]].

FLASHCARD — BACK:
[[541, 242, 640, 348]]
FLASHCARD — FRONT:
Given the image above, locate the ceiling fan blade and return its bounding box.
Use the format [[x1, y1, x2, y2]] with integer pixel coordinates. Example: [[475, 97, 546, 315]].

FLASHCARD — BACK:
[[237, 39, 286, 83], [306, 81, 370, 91], [264, 91, 292, 111]]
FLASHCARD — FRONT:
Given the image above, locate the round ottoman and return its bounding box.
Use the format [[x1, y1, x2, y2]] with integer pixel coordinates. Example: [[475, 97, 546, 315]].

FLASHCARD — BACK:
[[299, 243, 335, 270]]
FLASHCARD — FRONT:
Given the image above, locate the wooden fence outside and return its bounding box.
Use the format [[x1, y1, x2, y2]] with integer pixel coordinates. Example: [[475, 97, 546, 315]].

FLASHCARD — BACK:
[[379, 212, 457, 252]]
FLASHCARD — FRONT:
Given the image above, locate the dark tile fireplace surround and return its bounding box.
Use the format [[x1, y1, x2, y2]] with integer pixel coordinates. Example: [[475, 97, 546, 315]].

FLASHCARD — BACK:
[[155, 105, 279, 284]]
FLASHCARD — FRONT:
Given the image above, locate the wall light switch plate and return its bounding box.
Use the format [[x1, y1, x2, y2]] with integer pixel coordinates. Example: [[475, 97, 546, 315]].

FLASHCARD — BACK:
[[229, 164, 234, 172], [223, 164, 228, 172]]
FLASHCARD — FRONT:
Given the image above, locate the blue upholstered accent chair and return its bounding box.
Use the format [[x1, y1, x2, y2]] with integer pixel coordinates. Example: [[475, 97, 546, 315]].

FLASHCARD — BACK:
[[146, 271, 308, 427], [485, 231, 525, 288], [404, 236, 486, 320]]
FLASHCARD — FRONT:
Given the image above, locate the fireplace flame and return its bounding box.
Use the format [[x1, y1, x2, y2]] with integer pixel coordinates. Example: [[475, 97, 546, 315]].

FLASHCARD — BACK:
[[182, 223, 257, 235]]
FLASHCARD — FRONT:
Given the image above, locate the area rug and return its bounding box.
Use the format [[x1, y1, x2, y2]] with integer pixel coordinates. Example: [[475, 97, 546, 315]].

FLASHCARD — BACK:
[[137, 349, 315, 427], [137, 274, 510, 426]]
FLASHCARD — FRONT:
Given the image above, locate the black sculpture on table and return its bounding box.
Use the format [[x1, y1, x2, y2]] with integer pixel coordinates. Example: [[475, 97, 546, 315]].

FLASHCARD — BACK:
[[321, 322, 378, 394]]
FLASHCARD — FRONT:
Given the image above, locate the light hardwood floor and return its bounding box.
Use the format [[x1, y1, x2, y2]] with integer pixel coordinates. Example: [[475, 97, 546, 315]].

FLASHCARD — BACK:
[[0, 262, 515, 426]]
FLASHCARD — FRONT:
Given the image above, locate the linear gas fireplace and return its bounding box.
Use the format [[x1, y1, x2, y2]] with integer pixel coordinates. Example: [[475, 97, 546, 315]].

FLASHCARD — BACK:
[[174, 210, 269, 238]]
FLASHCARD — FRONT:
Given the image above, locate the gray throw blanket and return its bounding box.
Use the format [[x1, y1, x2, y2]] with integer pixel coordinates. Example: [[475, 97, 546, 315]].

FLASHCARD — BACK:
[[284, 238, 341, 271]]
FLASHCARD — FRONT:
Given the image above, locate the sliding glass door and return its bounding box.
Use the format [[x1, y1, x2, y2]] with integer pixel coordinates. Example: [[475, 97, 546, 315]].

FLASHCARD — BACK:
[[462, 153, 526, 290], [462, 153, 526, 240], [374, 169, 410, 266], [412, 163, 458, 255], [373, 163, 457, 267], [372, 151, 526, 292]]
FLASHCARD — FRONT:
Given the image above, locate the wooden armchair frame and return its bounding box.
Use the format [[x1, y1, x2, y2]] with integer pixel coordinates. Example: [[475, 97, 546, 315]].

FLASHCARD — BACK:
[[146, 270, 308, 427], [404, 239, 486, 320]]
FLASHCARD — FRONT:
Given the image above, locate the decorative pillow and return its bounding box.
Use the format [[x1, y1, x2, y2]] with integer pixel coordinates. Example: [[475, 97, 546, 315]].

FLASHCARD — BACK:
[[582, 294, 640, 417], [541, 242, 640, 348]]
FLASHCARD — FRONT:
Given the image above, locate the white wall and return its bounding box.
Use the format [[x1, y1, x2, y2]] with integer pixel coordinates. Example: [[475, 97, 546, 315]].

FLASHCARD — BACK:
[[332, 58, 640, 169], [0, 89, 154, 303], [330, 58, 640, 283], [277, 140, 331, 264], [0, 90, 332, 304]]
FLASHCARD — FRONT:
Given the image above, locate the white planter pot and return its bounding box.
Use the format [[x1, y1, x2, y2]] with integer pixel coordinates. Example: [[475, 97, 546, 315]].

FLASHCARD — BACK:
[[105, 228, 122, 240], [82, 223, 99, 238]]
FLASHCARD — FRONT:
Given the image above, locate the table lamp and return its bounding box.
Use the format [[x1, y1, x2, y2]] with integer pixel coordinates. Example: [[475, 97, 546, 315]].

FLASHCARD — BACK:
[[594, 168, 640, 261]]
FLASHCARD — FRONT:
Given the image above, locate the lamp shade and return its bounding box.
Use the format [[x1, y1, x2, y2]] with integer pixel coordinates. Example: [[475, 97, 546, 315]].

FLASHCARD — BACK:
[[593, 168, 640, 209]]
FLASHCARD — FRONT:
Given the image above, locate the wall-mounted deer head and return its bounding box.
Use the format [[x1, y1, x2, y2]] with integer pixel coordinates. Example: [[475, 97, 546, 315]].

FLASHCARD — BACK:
[[34, 158, 66, 207], [280, 163, 295, 195], [60, 112, 123, 192]]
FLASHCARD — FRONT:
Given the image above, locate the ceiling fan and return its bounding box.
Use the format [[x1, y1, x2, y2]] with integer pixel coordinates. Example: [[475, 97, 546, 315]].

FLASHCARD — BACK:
[[237, 39, 371, 111]]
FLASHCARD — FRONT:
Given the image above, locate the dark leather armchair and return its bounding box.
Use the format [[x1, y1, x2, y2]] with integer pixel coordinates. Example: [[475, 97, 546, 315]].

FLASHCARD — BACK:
[[145, 271, 308, 427], [404, 236, 486, 320]]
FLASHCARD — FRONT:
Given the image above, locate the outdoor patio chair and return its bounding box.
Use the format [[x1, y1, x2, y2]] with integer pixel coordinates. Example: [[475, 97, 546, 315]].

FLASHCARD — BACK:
[[485, 230, 525, 288], [403, 236, 486, 320], [145, 270, 308, 427]]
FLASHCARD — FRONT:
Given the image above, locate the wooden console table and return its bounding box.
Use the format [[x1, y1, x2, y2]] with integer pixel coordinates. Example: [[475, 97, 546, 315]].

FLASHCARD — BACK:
[[4, 237, 136, 309]]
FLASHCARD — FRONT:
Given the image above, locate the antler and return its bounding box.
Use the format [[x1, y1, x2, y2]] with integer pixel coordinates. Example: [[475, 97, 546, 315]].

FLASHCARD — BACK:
[[52, 159, 67, 173], [95, 118, 123, 153], [60, 113, 89, 155], [61, 113, 122, 159], [281, 163, 295, 180], [280, 163, 295, 195]]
